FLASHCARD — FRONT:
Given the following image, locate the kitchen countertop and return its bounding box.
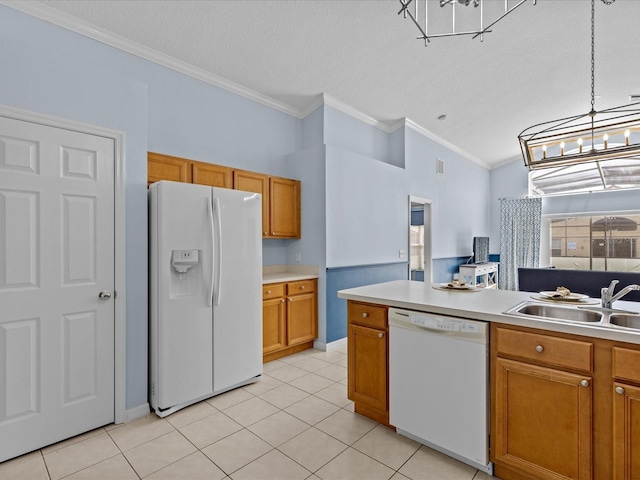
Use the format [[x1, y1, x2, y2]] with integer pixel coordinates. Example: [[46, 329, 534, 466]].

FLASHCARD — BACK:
[[338, 280, 640, 344], [263, 272, 319, 284]]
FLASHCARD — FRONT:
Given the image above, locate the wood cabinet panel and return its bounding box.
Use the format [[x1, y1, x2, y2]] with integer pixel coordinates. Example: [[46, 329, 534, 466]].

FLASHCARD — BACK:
[[348, 302, 388, 330], [612, 347, 640, 383], [269, 177, 300, 238], [286, 280, 315, 295], [613, 382, 640, 480], [495, 326, 593, 372], [192, 162, 232, 188], [348, 323, 387, 413], [234, 170, 269, 236], [287, 292, 317, 346], [262, 283, 285, 301], [263, 297, 286, 354], [147, 152, 190, 185], [493, 357, 593, 480]]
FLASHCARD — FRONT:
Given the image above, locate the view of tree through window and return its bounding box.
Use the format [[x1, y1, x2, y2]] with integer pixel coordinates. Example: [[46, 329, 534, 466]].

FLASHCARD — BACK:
[[550, 214, 640, 272]]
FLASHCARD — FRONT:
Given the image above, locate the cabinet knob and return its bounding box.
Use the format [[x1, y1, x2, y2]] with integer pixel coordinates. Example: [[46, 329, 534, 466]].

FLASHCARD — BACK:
[[266, 290, 271, 294], [272, 232, 275, 235], [362, 313, 369, 318], [264, 231, 268, 235], [300, 285, 305, 289], [288, 298, 292, 302], [615, 386, 625, 395], [580, 379, 590, 388], [535, 345, 544, 353], [281, 299, 285, 303], [378, 332, 384, 338]]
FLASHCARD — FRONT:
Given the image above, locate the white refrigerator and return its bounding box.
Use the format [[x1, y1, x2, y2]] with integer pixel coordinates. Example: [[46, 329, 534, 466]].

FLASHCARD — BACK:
[[149, 180, 262, 417]]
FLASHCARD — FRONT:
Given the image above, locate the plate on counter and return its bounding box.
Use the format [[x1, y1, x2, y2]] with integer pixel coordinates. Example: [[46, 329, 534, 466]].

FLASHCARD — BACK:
[[530, 294, 599, 305], [433, 283, 481, 292], [538, 291, 588, 301]]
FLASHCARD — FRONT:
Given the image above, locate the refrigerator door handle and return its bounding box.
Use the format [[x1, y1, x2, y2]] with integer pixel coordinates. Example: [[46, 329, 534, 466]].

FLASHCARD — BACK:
[[213, 197, 222, 306], [207, 197, 215, 307]]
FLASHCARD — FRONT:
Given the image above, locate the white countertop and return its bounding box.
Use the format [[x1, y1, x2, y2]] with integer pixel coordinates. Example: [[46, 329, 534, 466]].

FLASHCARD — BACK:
[[263, 272, 318, 284], [338, 280, 640, 344]]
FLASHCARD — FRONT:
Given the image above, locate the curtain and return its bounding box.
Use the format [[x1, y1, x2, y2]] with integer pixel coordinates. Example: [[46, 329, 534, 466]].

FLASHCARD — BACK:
[[499, 197, 542, 291]]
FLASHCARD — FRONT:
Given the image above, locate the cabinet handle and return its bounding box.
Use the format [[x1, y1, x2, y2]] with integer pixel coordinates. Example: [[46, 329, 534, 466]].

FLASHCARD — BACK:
[[580, 379, 590, 388], [535, 345, 544, 353], [362, 313, 369, 318], [378, 332, 384, 338], [615, 386, 625, 395]]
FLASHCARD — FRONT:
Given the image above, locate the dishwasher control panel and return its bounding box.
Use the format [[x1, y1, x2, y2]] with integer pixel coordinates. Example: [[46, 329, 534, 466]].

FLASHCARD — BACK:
[[410, 313, 480, 333]]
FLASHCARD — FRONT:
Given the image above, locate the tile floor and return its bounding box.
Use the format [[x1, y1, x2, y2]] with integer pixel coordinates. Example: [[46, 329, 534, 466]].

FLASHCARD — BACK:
[[0, 346, 501, 480]]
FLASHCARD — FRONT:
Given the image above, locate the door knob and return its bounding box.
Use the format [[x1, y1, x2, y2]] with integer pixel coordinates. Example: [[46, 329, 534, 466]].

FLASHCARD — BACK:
[[98, 291, 112, 300]]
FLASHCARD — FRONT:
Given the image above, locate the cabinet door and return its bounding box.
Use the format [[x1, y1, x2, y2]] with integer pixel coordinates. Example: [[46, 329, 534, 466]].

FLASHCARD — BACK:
[[192, 162, 232, 188], [286, 292, 317, 346], [263, 297, 286, 355], [147, 152, 190, 185], [613, 382, 640, 480], [234, 170, 269, 237], [493, 357, 592, 480], [348, 324, 387, 412], [269, 177, 300, 238]]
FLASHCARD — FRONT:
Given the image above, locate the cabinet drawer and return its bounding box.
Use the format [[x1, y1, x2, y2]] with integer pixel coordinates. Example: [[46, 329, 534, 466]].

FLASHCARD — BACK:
[[612, 347, 640, 383], [263, 283, 285, 300], [496, 327, 593, 372], [348, 301, 387, 330], [287, 280, 315, 296]]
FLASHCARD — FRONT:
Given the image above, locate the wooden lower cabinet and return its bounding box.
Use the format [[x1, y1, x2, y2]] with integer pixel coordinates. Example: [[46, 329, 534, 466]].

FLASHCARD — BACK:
[[262, 279, 317, 362], [347, 301, 391, 427], [613, 382, 640, 480], [493, 357, 593, 480]]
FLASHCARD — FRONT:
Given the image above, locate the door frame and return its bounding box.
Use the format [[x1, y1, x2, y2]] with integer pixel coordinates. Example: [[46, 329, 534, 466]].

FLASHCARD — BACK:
[[0, 104, 127, 424]]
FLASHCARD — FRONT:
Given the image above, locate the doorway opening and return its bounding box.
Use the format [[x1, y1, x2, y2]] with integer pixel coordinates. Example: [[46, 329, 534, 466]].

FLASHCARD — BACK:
[[409, 196, 432, 283]]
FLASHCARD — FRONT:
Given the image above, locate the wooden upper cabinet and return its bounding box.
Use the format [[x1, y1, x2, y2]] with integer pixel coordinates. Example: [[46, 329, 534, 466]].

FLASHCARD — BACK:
[[147, 152, 190, 185], [234, 170, 269, 236], [192, 161, 232, 188], [270, 177, 301, 238]]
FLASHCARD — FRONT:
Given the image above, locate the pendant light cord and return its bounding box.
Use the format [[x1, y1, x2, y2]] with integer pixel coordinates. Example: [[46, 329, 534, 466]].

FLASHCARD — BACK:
[[590, 0, 596, 152]]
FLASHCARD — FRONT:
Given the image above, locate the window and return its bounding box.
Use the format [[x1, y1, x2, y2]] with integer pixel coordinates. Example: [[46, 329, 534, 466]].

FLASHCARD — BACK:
[[548, 214, 640, 272]]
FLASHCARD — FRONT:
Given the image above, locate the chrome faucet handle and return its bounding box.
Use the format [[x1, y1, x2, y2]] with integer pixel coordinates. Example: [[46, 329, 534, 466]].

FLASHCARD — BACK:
[[606, 280, 619, 297], [601, 280, 619, 308]]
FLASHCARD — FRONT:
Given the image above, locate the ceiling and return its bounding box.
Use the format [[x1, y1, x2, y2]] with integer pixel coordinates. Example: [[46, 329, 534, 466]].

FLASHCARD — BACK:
[[21, 0, 640, 168]]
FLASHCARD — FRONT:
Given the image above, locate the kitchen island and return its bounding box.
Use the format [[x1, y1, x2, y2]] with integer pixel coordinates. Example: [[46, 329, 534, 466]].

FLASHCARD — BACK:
[[338, 280, 640, 480]]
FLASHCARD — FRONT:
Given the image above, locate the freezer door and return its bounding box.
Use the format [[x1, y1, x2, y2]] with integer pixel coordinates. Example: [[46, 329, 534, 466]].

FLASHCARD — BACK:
[[150, 181, 214, 411], [210, 187, 263, 393]]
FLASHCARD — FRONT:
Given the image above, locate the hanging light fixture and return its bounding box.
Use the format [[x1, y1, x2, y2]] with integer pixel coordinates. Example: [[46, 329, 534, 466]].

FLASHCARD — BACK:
[[519, 0, 640, 172], [398, 0, 534, 45]]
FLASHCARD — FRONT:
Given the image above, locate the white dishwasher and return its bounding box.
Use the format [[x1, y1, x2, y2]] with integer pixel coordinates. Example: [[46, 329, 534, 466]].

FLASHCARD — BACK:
[[388, 307, 492, 475]]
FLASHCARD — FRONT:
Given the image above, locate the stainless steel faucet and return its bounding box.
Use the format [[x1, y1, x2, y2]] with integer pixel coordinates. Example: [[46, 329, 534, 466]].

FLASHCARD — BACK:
[[601, 280, 640, 309]]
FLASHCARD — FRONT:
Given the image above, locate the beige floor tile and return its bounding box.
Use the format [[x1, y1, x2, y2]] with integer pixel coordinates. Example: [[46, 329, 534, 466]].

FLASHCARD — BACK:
[[107, 413, 174, 452], [124, 430, 197, 478], [44, 431, 120, 480], [262, 359, 287, 373], [165, 401, 217, 429], [258, 384, 309, 409], [284, 395, 340, 425], [398, 446, 477, 480], [391, 473, 412, 480], [315, 409, 376, 445], [0, 450, 49, 480], [231, 449, 310, 480], [277, 350, 317, 365], [201, 429, 272, 474], [288, 356, 332, 373], [342, 402, 354, 412], [308, 351, 347, 365], [146, 451, 226, 480], [278, 427, 348, 472], [313, 383, 352, 408], [206, 387, 254, 411], [314, 364, 347, 382], [248, 411, 309, 447], [178, 411, 243, 449], [268, 364, 309, 383], [315, 447, 394, 480], [62, 454, 138, 480], [41, 427, 106, 454], [223, 396, 280, 427], [473, 471, 502, 480], [104, 423, 123, 432], [352, 424, 420, 470], [288, 373, 335, 394], [242, 374, 283, 396]]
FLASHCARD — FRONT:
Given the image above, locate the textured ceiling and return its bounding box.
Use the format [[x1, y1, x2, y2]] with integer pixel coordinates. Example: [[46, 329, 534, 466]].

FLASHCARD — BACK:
[[30, 0, 640, 168]]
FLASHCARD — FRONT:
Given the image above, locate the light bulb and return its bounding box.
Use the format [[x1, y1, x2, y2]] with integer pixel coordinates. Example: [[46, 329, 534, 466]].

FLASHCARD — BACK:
[[542, 144, 547, 159], [625, 129, 631, 146], [578, 138, 583, 153], [603, 133, 609, 149], [560, 141, 565, 155]]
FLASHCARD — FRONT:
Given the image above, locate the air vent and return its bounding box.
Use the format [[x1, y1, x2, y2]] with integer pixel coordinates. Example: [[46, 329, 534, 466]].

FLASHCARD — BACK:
[[436, 158, 445, 175]]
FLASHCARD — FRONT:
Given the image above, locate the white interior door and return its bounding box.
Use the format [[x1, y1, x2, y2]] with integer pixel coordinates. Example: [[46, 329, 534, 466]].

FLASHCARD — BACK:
[[0, 116, 115, 462]]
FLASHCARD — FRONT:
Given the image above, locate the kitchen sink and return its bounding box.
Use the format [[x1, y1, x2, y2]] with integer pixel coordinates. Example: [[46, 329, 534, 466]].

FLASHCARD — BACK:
[[608, 314, 640, 329], [507, 303, 603, 323]]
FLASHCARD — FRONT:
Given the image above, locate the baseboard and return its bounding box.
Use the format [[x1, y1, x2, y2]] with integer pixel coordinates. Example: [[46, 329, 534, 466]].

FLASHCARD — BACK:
[[124, 403, 150, 423], [313, 336, 347, 352]]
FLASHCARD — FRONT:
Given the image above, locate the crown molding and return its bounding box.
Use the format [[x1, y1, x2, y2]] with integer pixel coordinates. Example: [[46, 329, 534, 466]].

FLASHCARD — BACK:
[[3, 1, 491, 168], [1, 0, 301, 119]]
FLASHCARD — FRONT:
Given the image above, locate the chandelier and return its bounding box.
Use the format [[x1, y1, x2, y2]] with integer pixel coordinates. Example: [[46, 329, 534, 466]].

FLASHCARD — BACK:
[[519, 0, 640, 173], [398, 0, 534, 45]]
